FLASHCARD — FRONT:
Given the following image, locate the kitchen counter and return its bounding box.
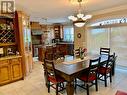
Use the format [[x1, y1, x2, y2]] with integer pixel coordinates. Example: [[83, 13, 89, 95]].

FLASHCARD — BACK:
[[57, 42, 74, 45], [0, 55, 22, 61]]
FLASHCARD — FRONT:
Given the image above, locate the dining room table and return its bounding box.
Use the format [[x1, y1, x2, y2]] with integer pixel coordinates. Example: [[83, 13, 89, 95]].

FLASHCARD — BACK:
[[55, 53, 108, 95]]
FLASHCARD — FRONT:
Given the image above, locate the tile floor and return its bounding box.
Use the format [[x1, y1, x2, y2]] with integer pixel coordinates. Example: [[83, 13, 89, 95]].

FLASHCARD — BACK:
[[0, 62, 127, 95]]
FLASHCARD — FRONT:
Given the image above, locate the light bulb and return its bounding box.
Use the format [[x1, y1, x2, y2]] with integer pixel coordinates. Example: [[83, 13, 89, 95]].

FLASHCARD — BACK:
[[77, 13, 84, 18], [74, 21, 85, 27], [85, 15, 92, 19], [72, 17, 78, 21], [68, 15, 75, 20]]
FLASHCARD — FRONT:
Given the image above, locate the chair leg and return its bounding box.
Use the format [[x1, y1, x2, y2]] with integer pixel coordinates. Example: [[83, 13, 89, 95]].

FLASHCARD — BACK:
[[86, 84, 89, 95], [74, 78, 77, 93], [48, 81, 50, 93], [95, 79, 98, 91], [97, 73, 99, 79], [104, 75, 107, 87], [56, 83, 59, 95], [110, 71, 112, 83]]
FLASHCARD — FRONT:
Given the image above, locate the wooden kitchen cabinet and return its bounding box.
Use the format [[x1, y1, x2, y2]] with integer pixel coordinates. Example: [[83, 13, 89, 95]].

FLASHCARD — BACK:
[[0, 56, 23, 85], [53, 24, 63, 39], [10, 58, 22, 81], [0, 60, 11, 85]]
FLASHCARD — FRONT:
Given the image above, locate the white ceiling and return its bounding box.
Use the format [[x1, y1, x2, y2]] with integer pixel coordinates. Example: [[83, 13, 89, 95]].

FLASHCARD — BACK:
[[15, 0, 127, 24]]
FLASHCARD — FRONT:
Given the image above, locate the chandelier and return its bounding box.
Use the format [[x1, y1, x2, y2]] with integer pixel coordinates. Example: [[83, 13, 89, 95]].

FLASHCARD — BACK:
[[68, 0, 92, 27]]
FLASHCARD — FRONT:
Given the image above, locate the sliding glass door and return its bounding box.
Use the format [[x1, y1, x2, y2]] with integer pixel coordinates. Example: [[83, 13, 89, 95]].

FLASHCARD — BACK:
[[111, 26, 127, 66], [87, 26, 127, 67], [87, 28, 110, 54]]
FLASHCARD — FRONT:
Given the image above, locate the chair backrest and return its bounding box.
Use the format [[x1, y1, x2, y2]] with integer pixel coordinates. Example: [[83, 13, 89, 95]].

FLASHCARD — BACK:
[[100, 47, 110, 55], [44, 59, 57, 81], [86, 57, 101, 81], [102, 53, 116, 70], [107, 53, 117, 67], [89, 57, 101, 70], [74, 47, 82, 57], [44, 52, 54, 60]]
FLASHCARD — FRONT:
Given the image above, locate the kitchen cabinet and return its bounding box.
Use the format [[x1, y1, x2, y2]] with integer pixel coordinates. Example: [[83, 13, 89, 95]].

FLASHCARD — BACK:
[[16, 11, 33, 76], [53, 24, 63, 39], [10, 58, 22, 81], [0, 56, 22, 85], [0, 60, 11, 85]]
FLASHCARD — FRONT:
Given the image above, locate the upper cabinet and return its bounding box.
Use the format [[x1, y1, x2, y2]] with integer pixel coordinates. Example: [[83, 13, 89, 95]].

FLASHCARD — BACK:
[[0, 15, 18, 57], [31, 22, 43, 45], [16, 11, 33, 76], [53, 24, 63, 39]]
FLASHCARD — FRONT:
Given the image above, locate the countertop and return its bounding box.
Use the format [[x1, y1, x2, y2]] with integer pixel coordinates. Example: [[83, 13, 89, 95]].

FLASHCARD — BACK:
[[34, 42, 74, 48], [0, 55, 22, 60], [57, 42, 74, 45]]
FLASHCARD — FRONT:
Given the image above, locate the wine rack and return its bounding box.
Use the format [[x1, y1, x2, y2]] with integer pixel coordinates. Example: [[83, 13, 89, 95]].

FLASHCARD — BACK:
[[0, 30, 15, 43], [0, 16, 15, 44], [0, 15, 17, 57]]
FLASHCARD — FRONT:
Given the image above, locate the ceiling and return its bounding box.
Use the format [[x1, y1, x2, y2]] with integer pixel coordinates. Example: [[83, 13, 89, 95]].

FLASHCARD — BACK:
[[15, 0, 127, 24]]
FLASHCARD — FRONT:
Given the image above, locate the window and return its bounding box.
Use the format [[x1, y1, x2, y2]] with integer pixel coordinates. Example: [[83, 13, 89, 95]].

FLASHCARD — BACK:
[[91, 18, 127, 27], [63, 26, 74, 42], [88, 19, 127, 67], [87, 28, 110, 54]]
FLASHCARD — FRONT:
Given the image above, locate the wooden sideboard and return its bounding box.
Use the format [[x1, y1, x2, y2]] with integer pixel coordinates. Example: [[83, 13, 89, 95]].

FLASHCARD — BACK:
[[0, 56, 23, 85]]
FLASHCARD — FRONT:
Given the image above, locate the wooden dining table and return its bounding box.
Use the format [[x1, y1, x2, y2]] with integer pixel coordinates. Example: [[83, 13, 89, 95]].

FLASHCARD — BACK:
[[55, 53, 108, 95]]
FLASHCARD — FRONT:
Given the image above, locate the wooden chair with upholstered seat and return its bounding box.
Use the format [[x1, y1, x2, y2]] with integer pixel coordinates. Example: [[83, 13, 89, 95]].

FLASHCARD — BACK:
[[75, 57, 101, 95], [44, 59, 66, 95], [98, 53, 116, 87]]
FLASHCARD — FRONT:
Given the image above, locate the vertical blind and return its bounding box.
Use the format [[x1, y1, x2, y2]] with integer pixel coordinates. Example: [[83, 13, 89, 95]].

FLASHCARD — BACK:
[[87, 26, 127, 67], [87, 28, 110, 54], [110, 26, 127, 66]]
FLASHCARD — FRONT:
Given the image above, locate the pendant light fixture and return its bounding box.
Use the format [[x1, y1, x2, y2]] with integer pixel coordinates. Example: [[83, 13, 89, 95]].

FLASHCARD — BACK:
[[68, 0, 92, 27]]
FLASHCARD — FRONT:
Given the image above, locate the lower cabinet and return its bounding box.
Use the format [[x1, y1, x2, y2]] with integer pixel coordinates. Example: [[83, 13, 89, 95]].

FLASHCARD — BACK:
[[0, 57, 23, 85], [0, 60, 11, 85], [10, 58, 22, 81]]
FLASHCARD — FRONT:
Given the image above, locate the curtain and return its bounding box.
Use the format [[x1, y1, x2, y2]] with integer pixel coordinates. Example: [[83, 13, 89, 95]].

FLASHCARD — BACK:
[[87, 26, 127, 67], [110, 26, 127, 66], [87, 28, 110, 54]]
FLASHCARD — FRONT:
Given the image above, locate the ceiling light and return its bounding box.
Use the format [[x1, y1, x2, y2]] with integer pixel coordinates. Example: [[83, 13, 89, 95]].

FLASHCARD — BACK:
[[68, 0, 92, 27], [74, 20, 85, 27]]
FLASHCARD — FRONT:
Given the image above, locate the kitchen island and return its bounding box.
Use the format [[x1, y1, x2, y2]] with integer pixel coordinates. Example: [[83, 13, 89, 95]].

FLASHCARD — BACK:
[[38, 42, 74, 61]]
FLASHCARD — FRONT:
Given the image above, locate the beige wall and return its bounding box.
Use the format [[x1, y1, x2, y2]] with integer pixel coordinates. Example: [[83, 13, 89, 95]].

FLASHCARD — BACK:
[[74, 7, 127, 50], [89, 9, 127, 25], [74, 26, 86, 49]]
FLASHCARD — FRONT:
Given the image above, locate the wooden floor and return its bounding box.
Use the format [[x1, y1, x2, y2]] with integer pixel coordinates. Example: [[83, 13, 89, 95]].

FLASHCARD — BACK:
[[0, 61, 127, 95]]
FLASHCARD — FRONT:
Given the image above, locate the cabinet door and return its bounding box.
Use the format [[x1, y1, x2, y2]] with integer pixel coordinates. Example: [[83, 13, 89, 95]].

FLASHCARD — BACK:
[[10, 58, 22, 80], [0, 60, 11, 85]]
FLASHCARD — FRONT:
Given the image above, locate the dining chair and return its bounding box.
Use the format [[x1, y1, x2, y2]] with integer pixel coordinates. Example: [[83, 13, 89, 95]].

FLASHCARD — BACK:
[[75, 57, 101, 95], [98, 53, 115, 87], [100, 47, 110, 55], [44, 52, 54, 60], [74, 47, 82, 57], [44, 59, 66, 95]]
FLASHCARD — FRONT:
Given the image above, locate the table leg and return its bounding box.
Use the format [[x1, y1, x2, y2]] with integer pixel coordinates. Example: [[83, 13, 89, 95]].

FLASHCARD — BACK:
[[66, 81, 74, 95]]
